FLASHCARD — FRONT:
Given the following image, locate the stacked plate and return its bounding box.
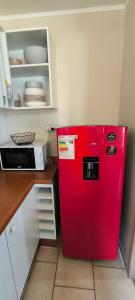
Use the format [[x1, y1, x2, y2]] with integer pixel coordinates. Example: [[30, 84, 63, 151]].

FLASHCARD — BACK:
[[24, 81, 47, 107]]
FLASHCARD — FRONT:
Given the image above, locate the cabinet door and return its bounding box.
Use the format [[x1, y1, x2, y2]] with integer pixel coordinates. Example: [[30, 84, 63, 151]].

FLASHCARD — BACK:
[[5, 205, 30, 299], [0, 28, 11, 83], [0, 27, 11, 107], [0, 231, 18, 300], [0, 46, 7, 107], [21, 186, 39, 266]]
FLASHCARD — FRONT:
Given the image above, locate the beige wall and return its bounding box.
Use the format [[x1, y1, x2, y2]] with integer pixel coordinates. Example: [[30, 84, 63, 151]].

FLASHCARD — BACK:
[[0, 10, 125, 153], [119, 0, 135, 279]]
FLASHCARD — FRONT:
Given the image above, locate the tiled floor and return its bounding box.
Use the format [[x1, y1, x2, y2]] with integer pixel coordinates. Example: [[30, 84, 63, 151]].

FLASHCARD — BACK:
[[23, 246, 135, 300]]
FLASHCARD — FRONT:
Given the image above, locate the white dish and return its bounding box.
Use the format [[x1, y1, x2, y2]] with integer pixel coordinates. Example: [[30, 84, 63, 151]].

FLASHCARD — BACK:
[[26, 101, 47, 107], [25, 95, 45, 101], [24, 46, 47, 64], [25, 81, 43, 89], [24, 88, 44, 96]]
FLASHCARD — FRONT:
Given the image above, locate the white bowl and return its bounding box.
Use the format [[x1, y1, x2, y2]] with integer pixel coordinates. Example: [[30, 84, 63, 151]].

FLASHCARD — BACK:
[[25, 81, 43, 89], [26, 101, 47, 107], [24, 46, 47, 64], [24, 88, 44, 96], [25, 95, 45, 101]]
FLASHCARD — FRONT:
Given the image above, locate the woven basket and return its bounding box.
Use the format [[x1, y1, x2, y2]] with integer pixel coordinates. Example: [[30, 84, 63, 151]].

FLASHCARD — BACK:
[[10, 132, 35, 145]]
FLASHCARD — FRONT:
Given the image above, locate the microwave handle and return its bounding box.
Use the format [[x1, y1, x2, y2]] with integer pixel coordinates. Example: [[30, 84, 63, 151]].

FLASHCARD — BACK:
[[34, 148, 44, 170], [0, 152, 4, 170]]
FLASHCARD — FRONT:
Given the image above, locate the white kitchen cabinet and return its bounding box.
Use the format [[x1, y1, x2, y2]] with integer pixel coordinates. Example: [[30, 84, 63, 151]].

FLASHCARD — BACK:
[[5, 187, 39, 299], [0, 231, 18, 300], [0, 27, 55, 110], [6, 204, 30, 299]]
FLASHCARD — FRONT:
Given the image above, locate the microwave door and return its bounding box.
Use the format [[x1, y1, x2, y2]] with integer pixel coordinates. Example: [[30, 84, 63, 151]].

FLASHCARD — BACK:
[[1, 148, 36, 169]]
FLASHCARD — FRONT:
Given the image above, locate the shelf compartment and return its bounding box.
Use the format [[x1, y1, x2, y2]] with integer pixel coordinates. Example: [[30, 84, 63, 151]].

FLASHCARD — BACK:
[[39, 220, 55, 230], [38, 210, 54, 221], [10, 74, 51, 107], [37, 199, 53, 211], [37, 188, 52, 200], [39, 229, 56, 240], [10, 63, 49, 77], [6, 28, 48, 51]]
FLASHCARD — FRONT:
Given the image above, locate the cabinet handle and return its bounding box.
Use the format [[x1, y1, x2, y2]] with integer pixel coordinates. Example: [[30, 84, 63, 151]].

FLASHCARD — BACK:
[[9, 225, 16, 234]]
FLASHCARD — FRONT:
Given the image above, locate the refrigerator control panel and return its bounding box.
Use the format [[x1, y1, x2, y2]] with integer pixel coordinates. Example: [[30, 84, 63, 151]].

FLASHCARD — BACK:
[[107, 132, 116, 141], [83, 157, 99, 180], [106, 145, 117, 155]]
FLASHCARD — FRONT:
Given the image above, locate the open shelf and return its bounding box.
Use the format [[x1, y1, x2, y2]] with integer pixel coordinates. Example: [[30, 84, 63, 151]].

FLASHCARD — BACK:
[[10, 63, 49, 77], [38, 210, 54, 221], [37, 188, 52, 200], [40, 230, 56, 240], [6, 28, 47, 50], [0, 27, 55, 110], [1, 106, 55, 110], [37, 202, 53, 211], [39, 220, 55, 230]]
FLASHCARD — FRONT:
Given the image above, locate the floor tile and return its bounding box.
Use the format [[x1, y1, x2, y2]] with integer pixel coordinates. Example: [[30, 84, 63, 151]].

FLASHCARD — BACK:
[[55, 249, 94, 289], [52, 286, 95, 300], [94, 266, 135, 300], [93, 251, 124, 269], [23, 262, 56, 300], [36, 246, 59, 263]]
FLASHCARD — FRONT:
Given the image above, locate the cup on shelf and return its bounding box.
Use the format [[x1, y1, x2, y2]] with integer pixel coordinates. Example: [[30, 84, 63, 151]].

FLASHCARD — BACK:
[[14, 94, 21, 107]]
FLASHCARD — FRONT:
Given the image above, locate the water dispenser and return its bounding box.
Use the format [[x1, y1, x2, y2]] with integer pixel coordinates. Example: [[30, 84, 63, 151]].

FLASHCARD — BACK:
[[83, 157, 99, 180]]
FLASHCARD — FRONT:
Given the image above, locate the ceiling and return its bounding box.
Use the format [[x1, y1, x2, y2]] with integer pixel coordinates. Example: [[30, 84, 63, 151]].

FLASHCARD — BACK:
[[0, 0, 128, 16]]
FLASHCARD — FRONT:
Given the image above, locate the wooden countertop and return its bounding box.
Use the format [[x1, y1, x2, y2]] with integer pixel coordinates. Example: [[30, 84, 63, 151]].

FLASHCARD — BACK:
[[0, 158, 58, 234]]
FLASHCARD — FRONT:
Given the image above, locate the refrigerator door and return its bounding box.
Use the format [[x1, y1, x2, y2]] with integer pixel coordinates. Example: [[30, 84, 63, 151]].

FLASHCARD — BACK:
[[57, 126, 127, 260]]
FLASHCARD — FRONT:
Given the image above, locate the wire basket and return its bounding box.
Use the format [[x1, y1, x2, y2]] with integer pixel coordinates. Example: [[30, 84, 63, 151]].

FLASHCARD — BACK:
[[10, 132, 35, 145]]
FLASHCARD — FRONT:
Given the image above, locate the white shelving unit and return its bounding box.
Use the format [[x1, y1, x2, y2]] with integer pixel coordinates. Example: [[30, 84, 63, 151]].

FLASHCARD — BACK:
[[35, 184, 56, 240], [0, 27, 55, 110]]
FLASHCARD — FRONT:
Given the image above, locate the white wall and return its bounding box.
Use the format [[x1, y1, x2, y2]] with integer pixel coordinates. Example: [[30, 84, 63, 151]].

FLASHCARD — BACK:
[[0, 9, 125, 153]]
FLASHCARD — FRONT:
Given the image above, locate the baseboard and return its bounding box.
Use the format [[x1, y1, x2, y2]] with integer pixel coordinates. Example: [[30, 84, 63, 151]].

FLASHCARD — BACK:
[[39, 238, 58, 247]]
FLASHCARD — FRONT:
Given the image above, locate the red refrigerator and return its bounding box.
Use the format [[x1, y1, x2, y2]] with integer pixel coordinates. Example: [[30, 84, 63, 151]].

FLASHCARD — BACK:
[[57, 126, 127, 260]]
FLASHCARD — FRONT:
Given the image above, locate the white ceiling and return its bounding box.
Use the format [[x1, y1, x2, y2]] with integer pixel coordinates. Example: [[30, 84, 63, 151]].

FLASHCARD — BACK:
[[0, 0, 128, 16]]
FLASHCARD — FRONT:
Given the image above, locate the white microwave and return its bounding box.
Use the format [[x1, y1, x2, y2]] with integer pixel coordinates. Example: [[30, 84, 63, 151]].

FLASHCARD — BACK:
[[0, 141, 47, 170]]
